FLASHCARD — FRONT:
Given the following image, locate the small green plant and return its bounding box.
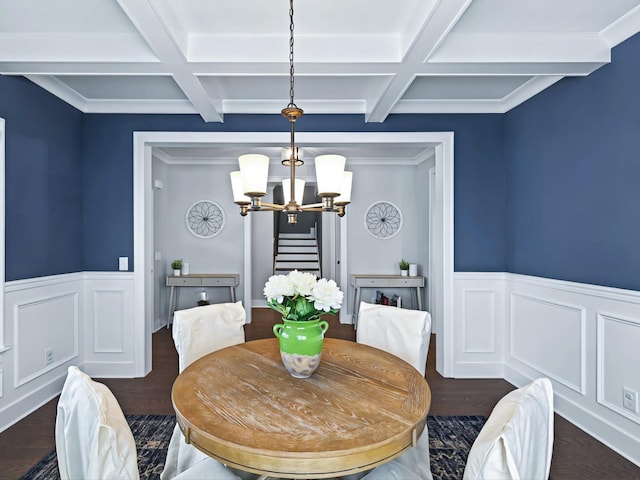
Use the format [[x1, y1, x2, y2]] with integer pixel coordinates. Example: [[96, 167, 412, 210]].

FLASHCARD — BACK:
[[399, 259, 410, 270], [171, 259, 183, 270]]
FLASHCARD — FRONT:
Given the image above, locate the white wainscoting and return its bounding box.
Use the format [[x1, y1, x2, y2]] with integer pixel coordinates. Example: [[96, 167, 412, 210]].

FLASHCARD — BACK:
[[0, 273, 82, 432], [453, 272, 640, 467], [452, 272, 507, 378], [0, 272, 136, 432], [83, 272, 136, 378]]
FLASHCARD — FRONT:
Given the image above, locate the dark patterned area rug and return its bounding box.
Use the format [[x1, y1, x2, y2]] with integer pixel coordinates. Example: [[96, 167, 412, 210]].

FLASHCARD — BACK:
[[21, 414, 486, 480]]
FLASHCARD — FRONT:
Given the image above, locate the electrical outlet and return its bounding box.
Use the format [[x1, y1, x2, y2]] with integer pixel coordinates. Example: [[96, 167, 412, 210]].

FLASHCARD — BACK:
[[45, 348, 54, 366], [623, 387, 639, 413]]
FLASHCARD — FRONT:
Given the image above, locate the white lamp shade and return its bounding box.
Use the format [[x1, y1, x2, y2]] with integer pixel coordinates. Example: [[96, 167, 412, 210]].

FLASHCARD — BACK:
[[335, 171, 353, 205], [238, 154, 269, 196], [283, 178, 305, 204], [315, 154, 346, 196], [230, 171, 250, 204]]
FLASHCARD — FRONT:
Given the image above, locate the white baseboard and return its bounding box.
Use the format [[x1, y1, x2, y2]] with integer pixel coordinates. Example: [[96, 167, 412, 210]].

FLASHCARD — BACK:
[[505, 365, 640, 467], [83, 361, 137, 379], [452, 361, 505, 378], [452, 272, 640, 468], [0, 371, 66, 432]]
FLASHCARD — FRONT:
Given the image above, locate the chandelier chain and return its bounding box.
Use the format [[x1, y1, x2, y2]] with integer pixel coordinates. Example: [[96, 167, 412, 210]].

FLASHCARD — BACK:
[[288, 0, 296, 108], [231, 0, 349, 224]]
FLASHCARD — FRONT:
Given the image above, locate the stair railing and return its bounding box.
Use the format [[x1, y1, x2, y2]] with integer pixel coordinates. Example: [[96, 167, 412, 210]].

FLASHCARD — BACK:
[[314, 221, 322, 278], [273, 211, 281, 275]]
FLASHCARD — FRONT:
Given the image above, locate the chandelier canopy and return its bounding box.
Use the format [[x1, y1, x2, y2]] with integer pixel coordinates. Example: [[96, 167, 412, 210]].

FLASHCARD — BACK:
[[229, 0, 352, 224]]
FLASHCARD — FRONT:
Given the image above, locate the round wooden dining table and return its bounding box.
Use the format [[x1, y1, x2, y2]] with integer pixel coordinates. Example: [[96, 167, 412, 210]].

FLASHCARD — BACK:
[[172, 338, 431, 479]]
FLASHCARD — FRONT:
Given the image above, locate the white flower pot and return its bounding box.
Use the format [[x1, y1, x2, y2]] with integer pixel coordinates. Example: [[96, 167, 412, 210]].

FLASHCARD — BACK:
[[173, 269, 181, 276], [400, 269, 408, 276]]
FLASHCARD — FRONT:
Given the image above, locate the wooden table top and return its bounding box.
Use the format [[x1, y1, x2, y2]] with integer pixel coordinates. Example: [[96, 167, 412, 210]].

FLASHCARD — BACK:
[[172, 338, 431, 479]]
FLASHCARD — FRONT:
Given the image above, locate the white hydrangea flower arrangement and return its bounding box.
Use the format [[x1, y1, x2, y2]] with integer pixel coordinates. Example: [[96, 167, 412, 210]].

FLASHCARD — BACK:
[[264, 270, 344, 321]]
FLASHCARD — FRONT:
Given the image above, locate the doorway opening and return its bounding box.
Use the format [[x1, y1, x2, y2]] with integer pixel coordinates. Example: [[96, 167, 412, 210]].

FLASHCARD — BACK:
[[134, 131, 454, 377]]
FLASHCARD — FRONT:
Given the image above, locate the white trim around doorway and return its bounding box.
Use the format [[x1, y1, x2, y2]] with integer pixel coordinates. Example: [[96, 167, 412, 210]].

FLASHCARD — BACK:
[[133, 131, 454, 377]]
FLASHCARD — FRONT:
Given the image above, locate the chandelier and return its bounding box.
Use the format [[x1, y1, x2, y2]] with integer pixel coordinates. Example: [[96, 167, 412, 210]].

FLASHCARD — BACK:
[[229, 0, 352, 224]]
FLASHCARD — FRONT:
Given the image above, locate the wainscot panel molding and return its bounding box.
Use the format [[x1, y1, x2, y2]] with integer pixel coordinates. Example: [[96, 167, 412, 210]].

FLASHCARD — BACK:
[[83, 272, 136, 378], [509, 292, 586, 394], [0, 272, 137, 433], [1, 273, 83, 432], [597, 312, 640, 424], [452, 272, 507, 378], [503, 273, 640, 468]]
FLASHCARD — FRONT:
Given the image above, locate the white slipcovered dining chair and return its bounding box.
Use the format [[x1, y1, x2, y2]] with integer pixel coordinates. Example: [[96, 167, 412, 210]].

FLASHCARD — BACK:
[[462, 377, 554, 480], [356, 301, 431, 376], [354, 301, 433, 480], [172, 301, 247, 374], [56, 366, 240, 480], [161, 302, 251, 480]]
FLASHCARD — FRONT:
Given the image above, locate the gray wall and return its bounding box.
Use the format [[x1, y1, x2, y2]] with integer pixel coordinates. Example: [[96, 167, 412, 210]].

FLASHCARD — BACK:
[[151, 157, 434, 323], [152, 160, 245, 324]]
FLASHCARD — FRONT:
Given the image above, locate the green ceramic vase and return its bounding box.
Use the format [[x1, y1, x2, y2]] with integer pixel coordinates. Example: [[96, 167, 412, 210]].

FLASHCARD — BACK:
[[273, 318, 329, 378]]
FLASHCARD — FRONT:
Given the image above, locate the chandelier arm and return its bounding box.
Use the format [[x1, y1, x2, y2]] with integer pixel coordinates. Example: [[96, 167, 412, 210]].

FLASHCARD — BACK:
[[252, 203, 287, 212]]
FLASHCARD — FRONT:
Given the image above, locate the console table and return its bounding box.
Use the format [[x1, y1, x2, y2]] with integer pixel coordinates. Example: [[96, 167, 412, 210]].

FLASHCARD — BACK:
[[351, 274, 425, 327], [166, 274, 239, 326]]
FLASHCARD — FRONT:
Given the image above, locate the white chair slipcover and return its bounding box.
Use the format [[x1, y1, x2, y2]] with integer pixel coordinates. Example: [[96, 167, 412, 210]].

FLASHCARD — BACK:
[[356, 302, 434, 480], [172, 301, 247, 373], [361, 431, 432, 480], [56, 366, 140, 480], [56, 366, 240, 480], [462, 377, 554, 480], [161, 302, 249, 480], [356, 301, 431, 375]]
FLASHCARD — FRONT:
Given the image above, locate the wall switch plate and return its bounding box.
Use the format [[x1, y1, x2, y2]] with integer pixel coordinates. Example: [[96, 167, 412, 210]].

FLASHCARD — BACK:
[[45, 348, 54, 365], [154, 251, 162, 261], [623, 387, 639, 413], [119, 256, 129, 271]]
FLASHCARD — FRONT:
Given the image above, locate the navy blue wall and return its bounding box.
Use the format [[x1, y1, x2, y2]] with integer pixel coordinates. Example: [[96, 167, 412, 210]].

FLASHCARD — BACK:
[[4, 33, 640, 291], [82, 113, 506, 272], [504, 33, 640, 290], [0, 75, 505, 279], [0, 76, 83, 281]]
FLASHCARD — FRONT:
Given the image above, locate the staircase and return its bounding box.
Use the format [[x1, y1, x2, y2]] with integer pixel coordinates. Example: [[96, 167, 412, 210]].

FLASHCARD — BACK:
[[274, 231, 321, 277]]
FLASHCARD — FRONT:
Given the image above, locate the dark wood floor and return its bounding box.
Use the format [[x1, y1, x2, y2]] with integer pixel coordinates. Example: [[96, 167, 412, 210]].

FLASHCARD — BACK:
[[1, 309, 639, 479]]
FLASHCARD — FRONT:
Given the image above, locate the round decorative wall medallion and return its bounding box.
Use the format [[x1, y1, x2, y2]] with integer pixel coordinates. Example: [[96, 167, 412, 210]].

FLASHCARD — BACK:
[[364, 201, 403, 239], [186, 200, 225, 238]]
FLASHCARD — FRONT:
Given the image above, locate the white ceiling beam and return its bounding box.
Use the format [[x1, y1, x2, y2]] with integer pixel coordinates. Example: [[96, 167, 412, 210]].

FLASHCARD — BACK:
[[0, 59, 607, 77], [24, 75, 88, 112], [500, 76, 565, 112], [365, 0, 473, 122], [430, 33, 611, 63], [116, 0, 223, 122], [601, 3, 640, 47], [0, 33, 156, 62], [82, 98, 197, 114]]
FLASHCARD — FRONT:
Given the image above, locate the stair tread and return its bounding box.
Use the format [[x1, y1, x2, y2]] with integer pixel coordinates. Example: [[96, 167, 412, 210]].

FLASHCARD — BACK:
[[279, 233, 316, 239], [275, 229, 320, 276]]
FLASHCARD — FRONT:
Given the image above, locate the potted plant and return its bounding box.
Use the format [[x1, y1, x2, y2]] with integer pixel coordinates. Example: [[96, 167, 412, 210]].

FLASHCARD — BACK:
[[399, 259, 410, 276], [171, 259, 183, 276], [265, 270, 343, 378]]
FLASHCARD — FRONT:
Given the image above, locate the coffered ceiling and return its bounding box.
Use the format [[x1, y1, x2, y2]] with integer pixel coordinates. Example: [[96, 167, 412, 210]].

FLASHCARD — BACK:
[[2, 0, 639, 124]]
